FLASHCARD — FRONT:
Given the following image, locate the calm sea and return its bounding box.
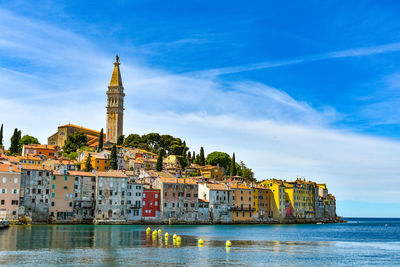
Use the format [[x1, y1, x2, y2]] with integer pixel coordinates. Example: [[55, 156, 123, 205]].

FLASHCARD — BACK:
[[0, 218, 399, 266]]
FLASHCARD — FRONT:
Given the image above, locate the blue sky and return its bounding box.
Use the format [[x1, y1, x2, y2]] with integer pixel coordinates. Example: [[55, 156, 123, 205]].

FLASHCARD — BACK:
[[0, 0, 399, 217]]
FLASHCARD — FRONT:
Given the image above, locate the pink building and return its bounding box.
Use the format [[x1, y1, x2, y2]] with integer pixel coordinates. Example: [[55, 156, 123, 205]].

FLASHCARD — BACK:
[[0, 165, 21, 219]]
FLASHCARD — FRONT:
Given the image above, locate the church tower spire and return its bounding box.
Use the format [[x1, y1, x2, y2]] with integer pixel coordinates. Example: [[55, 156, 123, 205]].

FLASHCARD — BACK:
[[106, 55, 125, 143]]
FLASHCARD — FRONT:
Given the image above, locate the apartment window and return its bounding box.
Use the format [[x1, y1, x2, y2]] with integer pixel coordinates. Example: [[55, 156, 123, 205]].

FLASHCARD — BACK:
[[32, 188, 35, 194], [64, 186, 68, 190], [69, 202, 72, 207], [164, 192, 167, 197], [236, 211, 238, 217], [155, 194, 158, 198], [121, 200, 124, 205], [98, 200, 102, 204], [164, 203, 167, 207], [27, 171, 31, 176], [38, 172, 42, 177], [172, 203, 175, 207], [194, 194, 198, 198], [38, 180, 42, 185], [143, 193, 146, 198], [46, 189, 49, 194], [109, 200, 112, 205], [191, 203, 195, 208], [38, 189, 41, 194], [99, 190, 102, 196], [53, 176, 56, 180], [52, 193, 55, 198], [64, 176, 68, 181], [51, 202, 54, 206], [14, 178, 18, 184], [52, 184, 56, 189], [12, 189, 18, 194], [155, 201, 158, 206], [186, 193, 191, 198]]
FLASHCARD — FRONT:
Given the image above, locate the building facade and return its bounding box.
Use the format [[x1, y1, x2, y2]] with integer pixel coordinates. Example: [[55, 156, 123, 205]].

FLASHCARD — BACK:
[[142, 188, 160, 220], [126, 181, 143, 221], [198, 182, 232, 223], [0, 165, 21, 219]]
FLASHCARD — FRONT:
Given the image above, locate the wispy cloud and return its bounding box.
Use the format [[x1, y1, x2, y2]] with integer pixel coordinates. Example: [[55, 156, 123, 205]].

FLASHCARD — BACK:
[[192, 42, 400, 77]]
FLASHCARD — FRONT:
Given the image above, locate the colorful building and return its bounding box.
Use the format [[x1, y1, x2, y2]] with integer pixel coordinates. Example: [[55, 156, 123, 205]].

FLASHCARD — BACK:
[[17, 155, 43, 166], [253, 185, 270, 220], [198, 182, 232, 223], [95, 171, 128, 221], [126, 181, 143, 221], [49, 171, 75, 221], [142, 188, 160, 220], [230, 183, 254, 222], [22, 144, 58, 159], [71, 171, 96, 222], [0, 165, 21, 220], [152, 177, 198, 222], [259, 179, 286, 221]]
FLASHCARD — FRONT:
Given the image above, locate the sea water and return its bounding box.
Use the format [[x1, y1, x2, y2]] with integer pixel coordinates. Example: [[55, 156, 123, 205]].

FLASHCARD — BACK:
[[0, 218, 399, 266]]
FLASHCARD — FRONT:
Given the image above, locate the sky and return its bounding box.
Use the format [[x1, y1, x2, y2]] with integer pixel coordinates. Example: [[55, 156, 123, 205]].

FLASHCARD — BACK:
[[0, 0, 399, 217]]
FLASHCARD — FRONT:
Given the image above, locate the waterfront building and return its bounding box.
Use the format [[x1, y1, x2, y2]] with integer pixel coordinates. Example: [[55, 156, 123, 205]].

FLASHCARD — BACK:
[[197, 199, 210, 222], [49, 171, 75, 221], [0, 165, 21, 220], [126, 181, 143, 221], [198, 182, 232, 223], [284, 180, 315, 219], [152, 177, 198, 222], [95, 171, 128, 221], [142, 188, 160, 220], [253, 185, 271, 220], [230, 183, 255, 222], [259, 179, 286, 221], [22, 144, 58, 158], [71, 171, 96, 222], [106, 55, 125, 144], [19, 165, 51, 222]]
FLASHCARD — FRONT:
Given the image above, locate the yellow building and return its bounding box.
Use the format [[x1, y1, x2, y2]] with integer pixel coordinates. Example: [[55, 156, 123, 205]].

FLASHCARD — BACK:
[[259, 179, 285, 221], [80, 154, 109, 172], [229, 183, 254, 222], [200, 165, 224, 180], [253, 185, 270, 219], [284, 180, 315, 219], [16, 155, 42, 166]]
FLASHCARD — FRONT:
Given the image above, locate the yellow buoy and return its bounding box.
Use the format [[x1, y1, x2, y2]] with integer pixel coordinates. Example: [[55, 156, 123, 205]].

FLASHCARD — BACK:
[[198, 238, 204, 245], [173, 234, 177, 239], [226, 240, 232, 247], [152, 230, 157, 236], [176, 236, 182, 242], [146, 227, 151, 234], [165, 232, 169, 238]]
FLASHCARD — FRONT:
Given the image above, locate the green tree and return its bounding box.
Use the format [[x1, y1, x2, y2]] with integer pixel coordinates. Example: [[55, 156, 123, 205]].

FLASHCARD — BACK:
[[9, 128, 20, 155], [155, 149, 164, 171], [123, 134, 142, 147], [84, 153, 93, 172], [230, 152, 236, 176], [19, 135, 40, 150], [142, 133, 161, 151], [187, 151, 192, 163], [192, 151, 195, 162], [98, 128, 104, 152], [240, 161, 255, 182], [206, 151, 231, 171], [0, 124, 3, 147], [199, 147, 205, 166], [117, 134, 125, 146], [109, 144, 118, 170], [63, 131, 88, 154]]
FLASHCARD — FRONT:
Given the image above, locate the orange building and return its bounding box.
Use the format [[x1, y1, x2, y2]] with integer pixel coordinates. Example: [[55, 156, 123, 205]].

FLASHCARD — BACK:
[[22, 144, 58, 158], [49, 171, 75, 220], [230, 183, 255, 222]]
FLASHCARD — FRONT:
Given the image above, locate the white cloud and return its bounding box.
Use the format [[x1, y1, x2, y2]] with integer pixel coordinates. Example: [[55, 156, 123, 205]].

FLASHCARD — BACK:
[[0, 8, 399, 213]]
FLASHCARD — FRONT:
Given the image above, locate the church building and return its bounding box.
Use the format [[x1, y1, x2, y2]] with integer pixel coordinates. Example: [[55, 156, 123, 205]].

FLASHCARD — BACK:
[[48, 56, 125, 148]]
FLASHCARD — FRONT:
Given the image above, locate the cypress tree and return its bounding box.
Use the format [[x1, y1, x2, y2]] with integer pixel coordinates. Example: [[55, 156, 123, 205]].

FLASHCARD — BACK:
[[84, 153, 93, 172], [187, 151, 192, 163], [117, 135, 124, 146], [199, 147, 205, 166], [0, 124, 3, 147], [192, 151, 195, 162], [230, 152, 236, 177], [109, 144, 118, 170], [98, 128, 104, 152], [156, 150, 163, 171], [10, 128, 19, 154]]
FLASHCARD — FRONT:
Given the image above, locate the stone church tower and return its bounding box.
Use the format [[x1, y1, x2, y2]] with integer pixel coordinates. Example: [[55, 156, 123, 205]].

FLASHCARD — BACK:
[[106, 55, 125, 143]]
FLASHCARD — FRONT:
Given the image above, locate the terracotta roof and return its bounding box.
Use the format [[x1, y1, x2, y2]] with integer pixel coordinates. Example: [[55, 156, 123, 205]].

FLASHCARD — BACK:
[[229, 183, 251, 190], [69, 171, 96, 177], [159, 177, 197, 185], [0, 164, 21, 172], [20, 165, 51, 171], [206, 183, 229, 191], [96, 171, 128, 178], [23, 144, 57, 150], [58, 124, 102, 134]]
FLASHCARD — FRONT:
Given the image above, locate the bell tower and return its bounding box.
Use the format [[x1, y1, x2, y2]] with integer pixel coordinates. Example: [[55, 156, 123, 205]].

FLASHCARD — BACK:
[[106, 55, 125, 143]]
